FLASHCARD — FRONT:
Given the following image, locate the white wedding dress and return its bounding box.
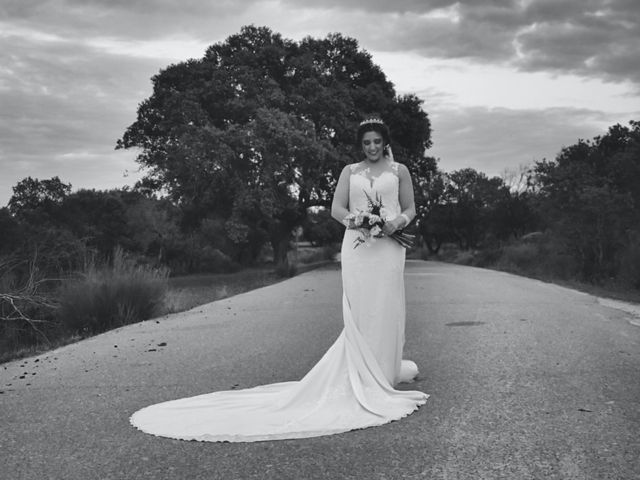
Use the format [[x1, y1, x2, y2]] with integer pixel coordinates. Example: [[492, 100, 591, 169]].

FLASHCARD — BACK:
[[130, 161, 428, 442]]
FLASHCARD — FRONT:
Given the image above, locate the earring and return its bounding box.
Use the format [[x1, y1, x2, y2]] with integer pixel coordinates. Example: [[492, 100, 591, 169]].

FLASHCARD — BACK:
[[385, 145, 395, 161]]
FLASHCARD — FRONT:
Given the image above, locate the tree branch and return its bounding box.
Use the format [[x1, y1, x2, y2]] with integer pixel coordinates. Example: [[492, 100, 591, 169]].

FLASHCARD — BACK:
[[0, 251, 59, 344]]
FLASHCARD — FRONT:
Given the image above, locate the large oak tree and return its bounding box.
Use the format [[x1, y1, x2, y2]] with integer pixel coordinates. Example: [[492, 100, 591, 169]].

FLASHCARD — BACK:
[[117, 26, 432, 265]]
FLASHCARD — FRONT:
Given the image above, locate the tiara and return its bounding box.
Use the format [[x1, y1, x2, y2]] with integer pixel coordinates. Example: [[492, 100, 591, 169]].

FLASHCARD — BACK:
[[359, 118, 385, 126]]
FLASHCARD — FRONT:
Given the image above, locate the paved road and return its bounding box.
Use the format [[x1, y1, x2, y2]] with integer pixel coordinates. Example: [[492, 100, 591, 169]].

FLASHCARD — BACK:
[[2, 261, 639, 480]]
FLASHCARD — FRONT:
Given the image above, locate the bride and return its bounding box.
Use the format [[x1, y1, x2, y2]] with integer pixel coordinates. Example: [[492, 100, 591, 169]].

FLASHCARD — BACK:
[[129, 117, 428, 442]]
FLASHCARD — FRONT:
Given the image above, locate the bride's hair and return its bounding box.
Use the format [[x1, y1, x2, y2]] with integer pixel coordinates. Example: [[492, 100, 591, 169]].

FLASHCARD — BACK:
[[356, 117, 392, 152]]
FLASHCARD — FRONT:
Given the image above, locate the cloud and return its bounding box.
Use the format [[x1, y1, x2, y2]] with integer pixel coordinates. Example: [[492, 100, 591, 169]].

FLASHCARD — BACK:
[[280, 0, 507, 15], [4, 0, 639, 85], [0, 31, 160, 149], [514, 0, 640, 84], [0, 29, 158, 204], [278, 0, 640, 87], [428, 105, 625, 176], [1, 0, 639, 206], [1, 0, 251, 42]]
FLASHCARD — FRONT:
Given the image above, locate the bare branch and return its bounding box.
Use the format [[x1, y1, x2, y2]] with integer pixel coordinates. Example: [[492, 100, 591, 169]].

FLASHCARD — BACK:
[[0, 249, 59, 345]]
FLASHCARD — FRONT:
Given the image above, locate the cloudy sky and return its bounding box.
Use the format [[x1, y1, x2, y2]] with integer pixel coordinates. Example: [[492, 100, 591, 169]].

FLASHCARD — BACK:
[[2, 0, 639, 206]]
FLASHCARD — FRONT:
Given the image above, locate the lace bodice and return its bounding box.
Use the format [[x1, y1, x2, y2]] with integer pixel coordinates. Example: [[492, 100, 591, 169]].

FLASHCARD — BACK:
[[348, 162, 401, 218]]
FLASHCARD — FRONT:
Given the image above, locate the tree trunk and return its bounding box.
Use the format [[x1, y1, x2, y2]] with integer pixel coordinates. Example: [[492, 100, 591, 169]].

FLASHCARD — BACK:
[[423, 235, 441, 254], [272, 236, 290, 267]]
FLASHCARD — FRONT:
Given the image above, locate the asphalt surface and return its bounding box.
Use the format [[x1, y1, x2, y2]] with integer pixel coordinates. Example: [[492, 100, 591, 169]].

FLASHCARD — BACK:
[[2, 260, 639, 480]]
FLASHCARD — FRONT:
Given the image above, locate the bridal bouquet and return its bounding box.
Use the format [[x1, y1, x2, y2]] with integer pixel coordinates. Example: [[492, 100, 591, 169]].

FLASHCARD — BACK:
[[344, 190, 415, 249]]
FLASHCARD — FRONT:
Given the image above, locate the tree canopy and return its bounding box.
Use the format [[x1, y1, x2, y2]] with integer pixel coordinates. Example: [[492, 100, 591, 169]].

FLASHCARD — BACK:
[[534, 120, 640, 281], [117, 25, 432, 265]]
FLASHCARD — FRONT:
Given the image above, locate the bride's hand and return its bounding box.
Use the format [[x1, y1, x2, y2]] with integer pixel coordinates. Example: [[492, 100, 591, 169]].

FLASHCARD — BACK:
[[342, 214, 358, 229], [382, 217, 401, 236]]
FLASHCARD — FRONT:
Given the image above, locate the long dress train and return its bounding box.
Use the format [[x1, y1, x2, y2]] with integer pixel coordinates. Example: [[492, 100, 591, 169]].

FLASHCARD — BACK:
[[129, 162, 428, 442]]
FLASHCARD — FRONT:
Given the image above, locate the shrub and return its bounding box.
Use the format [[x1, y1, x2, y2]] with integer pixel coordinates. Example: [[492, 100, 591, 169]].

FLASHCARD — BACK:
[[322, 244, 340, 261], [452, 250, 475, 265], [470, 247, 503, 268], [472, 233, 580, 281], [303, 209, 344, 246], [420, 243, 463, 262], [275, 263, 297, 278], [419, 247, 431, 261], [294, 243, 339, 264], [618, 240, 640, 289], [496, 243, 538, 272], [531, 234, 580, 280], [163, 235, 239, 275], [57, 248, 168, 334]]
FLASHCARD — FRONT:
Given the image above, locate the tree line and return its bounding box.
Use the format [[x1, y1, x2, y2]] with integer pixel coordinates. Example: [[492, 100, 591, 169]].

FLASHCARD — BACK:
[[1, 25, 638, 357], [3, 118, 638, 286], [413, 119, 640, 290]]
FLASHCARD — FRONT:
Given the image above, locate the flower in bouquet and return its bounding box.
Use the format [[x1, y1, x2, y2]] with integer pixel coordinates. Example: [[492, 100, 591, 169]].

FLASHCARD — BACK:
[[345, 190, 415, 249], [370, 225, 382, 237]]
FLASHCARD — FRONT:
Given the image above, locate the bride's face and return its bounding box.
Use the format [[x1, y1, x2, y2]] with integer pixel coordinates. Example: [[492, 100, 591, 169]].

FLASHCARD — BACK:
[[362, 131, 384, 162]]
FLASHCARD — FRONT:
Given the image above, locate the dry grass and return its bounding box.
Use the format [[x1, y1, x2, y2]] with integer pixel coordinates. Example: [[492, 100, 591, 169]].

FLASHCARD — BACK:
[[1, 246, 337, 364], [163, 267, 280, 313], [423, 242, 640, 305], [57, 248, 169, 334]]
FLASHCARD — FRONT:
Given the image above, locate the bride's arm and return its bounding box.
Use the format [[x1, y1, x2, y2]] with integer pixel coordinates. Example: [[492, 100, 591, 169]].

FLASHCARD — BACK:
[[383, 164, 416, 235], [398, 164, 417, 223], [331, 165, 352, 226]]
